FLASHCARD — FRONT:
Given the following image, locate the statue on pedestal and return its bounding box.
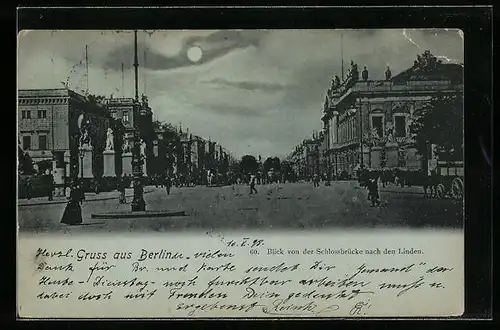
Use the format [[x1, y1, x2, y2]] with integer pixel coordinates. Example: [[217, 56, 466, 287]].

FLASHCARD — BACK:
[[79, 127, 92, 149], [105, 128, 114, 151], [122, 137, 131, 153], [370, 127, 380, 140], [140, 139, 146, 159], [385, 122, 395, 143]]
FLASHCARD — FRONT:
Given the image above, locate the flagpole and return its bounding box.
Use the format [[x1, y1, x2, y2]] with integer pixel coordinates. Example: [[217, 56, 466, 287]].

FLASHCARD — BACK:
[[341, 31, 344, 80]]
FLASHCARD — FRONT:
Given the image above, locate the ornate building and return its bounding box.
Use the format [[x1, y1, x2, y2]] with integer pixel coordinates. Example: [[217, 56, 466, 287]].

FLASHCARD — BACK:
[[18, 88, 112, 180], [321, 51, 463, 177]]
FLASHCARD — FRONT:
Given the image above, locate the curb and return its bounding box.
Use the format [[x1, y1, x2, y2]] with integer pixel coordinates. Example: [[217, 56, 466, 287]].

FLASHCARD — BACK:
[[91, 210, 187, 219], [18, 190, 155, 207]]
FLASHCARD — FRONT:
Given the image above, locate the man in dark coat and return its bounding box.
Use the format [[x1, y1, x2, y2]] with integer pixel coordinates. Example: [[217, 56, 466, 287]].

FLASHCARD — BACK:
[[25, 177, 32, 200], [46, 173, 54, 201], [367, 178, 380, 207], [249, 173, 258, 195], [118, 177, 127, 204], [165, 174, 172, 195]]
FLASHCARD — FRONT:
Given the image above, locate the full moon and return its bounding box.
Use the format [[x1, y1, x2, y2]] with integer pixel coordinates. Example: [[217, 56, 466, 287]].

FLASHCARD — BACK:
[[187, 46, 203, 63]]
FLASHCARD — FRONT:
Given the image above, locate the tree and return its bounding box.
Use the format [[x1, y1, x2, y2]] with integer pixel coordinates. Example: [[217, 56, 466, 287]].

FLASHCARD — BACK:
[[18, 149, 34, 175], [240, 155, 258, 174], [263, 157, 274, 172], [86, 94, 106, 104], [410, 91, 463, 161]]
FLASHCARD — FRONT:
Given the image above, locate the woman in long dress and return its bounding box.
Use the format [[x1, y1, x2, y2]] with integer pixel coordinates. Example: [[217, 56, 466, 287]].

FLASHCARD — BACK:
[[61, 184, 83, 225]]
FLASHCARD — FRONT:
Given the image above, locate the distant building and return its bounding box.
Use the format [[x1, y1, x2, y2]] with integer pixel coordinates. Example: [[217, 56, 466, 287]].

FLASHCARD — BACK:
[[106, 95, 154, 174], [321, 51, 463, 176]]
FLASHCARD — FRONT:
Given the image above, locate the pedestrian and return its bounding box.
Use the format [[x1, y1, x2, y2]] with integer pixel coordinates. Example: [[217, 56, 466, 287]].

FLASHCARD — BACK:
[[25, 176, 32, 200], [118, 177, 126, 204], [430, 169, 440, 198], [165, 174, 172, 195], [249, 173, 258, 195], [78, 183, 85, 202], [422, 170, 430, 198], [47, 173, 54, 201], [61, 183, 83, 226], [368, 178, 380, 207], [313, 173, 320, 187]]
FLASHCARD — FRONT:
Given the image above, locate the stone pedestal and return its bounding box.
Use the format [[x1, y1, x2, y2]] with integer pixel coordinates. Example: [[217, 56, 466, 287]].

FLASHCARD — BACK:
[[103, 150, 116, 177], [142, 157, 147, 177], [122, 152, 133, 176], [82, 147, 93, 179]]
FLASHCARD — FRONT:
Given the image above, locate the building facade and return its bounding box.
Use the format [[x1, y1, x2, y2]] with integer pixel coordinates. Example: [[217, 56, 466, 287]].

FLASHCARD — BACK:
[[18, 88, 111, 179], [321, 51, 463, 177], [106, 95, 154, 174]]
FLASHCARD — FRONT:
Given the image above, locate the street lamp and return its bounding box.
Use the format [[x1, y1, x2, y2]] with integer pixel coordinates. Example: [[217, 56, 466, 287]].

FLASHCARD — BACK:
[[348, 98, 364, 170], [131, 30, 146, 212], [79, 145, 85, 181], [332, 111, 339, 180]]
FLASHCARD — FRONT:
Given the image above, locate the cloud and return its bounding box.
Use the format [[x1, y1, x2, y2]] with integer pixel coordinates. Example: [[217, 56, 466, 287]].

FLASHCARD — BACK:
[[17, 29, 463, 159], [102, 30, 268, 72], [203, 78, 288, 93], [194, 103, 264, 118]]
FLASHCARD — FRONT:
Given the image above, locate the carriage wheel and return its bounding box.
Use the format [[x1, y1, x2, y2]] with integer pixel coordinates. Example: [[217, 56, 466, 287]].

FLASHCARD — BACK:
[[451, 178, 464, 201], [436, 184, 446, 199]]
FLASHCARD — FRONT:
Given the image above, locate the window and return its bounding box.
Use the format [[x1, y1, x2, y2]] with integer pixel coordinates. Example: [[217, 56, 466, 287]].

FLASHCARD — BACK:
[[23, 136, 31, 150], [371, 115, 384, 138], [123, 111, 129, 123], [394, 115, 406, 137], [38, 110, 47, 118], [26, 111, 31, 119], [21, 111, 26, 119], [39, 135, 47, 150]]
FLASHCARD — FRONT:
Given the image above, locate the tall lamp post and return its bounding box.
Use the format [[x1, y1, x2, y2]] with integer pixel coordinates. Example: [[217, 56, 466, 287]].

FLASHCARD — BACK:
[[131, 30, 146, 212], [332, 111, 339, 179], [79, 145, 85, 181], [348, 98, 364, 171], [325, 123, 331, 186]]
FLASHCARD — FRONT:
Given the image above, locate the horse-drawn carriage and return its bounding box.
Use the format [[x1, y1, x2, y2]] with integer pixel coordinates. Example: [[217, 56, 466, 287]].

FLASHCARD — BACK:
[[434, 160, 464, 201]]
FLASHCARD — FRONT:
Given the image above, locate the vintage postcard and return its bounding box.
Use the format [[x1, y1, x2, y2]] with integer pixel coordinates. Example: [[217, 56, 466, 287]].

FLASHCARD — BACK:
[[17, 29, 464, 319]]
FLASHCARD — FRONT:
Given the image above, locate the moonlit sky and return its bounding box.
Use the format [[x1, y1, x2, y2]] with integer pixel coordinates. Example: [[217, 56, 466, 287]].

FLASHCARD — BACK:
[[17, 29, 463, 159]]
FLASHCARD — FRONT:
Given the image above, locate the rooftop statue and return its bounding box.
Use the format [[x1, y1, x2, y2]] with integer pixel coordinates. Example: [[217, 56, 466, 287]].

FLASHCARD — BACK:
[[362, 66, 369, 81], [414, 50, 441, 72], [330, 78, 337, 90], [346, 61, 359, 82], [335, 75, 341, 87], [385, 66, 392, 80]]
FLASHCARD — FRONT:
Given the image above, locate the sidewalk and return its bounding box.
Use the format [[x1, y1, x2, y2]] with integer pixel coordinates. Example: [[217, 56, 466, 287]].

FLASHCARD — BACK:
[[355, 183, 426, 195], [18, 187, 156, 207]]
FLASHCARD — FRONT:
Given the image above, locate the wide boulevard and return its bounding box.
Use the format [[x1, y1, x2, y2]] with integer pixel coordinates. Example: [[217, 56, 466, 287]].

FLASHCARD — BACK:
[[18, 181, 463, 234]]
